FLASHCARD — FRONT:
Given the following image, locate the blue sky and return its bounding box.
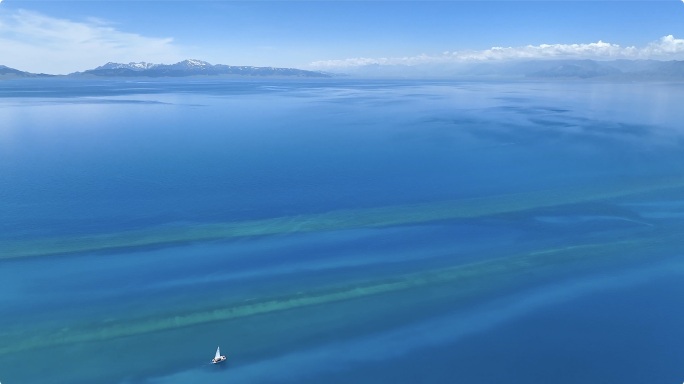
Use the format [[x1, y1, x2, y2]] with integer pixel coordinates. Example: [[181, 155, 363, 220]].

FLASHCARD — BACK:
[[1, 1, 683, 74]]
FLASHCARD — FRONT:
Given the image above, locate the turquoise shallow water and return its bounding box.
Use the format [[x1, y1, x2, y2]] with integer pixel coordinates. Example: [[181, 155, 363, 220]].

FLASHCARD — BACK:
[[1, 79, 684, 383]]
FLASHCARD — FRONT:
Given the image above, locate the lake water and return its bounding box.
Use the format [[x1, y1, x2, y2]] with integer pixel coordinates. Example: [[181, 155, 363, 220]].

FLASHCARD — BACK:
[[1, 78, 684, 384]]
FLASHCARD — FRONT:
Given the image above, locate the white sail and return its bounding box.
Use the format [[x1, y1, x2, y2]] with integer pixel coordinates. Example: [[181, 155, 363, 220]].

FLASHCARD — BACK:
[[215, 346, 221, 359]]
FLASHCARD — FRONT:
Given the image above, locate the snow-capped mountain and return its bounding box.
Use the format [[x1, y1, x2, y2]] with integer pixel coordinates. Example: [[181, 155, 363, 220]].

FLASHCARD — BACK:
[[97, 62, 159, 71], [168, 59, 212, 69], [76, 60, 331, 78]]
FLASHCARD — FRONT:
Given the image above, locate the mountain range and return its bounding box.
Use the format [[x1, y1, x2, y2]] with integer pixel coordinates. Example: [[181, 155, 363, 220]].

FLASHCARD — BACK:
[[0, 60, 331, 78], [2, 59, 684, 80], [326, 59, 684, 80], [485, 59, 684, 80], [77, 59, 331, 78]]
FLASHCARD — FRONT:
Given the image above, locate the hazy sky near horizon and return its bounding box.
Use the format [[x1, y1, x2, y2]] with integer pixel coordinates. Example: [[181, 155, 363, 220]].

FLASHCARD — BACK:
[[0, 1, 683, 74]]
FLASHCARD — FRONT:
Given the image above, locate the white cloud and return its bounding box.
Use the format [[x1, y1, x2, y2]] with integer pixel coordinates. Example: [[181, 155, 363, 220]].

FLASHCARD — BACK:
[[0, 10, 185, 74], [310, 35, 684, 69], [642, 34, 684, 56]]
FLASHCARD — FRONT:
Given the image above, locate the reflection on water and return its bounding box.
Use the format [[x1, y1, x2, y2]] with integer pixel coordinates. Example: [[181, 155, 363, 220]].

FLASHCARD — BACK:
[[1, 79, 684, 384]]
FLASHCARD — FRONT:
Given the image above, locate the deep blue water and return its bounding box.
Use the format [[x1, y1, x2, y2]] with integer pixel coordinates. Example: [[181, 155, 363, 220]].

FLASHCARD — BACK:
[[1, 78, 683, 384]]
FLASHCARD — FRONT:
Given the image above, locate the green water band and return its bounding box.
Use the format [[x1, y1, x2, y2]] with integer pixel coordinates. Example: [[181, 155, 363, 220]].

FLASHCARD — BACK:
[[2, 175, 683, 260], [1, 228, 680, 356]]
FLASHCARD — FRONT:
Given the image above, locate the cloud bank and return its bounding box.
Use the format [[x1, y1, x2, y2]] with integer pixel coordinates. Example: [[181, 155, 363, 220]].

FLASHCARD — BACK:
[[310, 35, 684, 70], [0, 10, 184, 74]]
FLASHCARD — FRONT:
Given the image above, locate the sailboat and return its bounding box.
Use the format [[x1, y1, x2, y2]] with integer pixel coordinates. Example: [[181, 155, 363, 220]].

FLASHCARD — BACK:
[[211, 346, 227, 364]]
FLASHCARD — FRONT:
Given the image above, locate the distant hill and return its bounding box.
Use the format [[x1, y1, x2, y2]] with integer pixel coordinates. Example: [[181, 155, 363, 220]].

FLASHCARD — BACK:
[[330, 59, 684, 80], [524, 59, 684, 80], [524, 60, 622, 79], [0, 65, 54, 78], [72, 59, 332, 78]]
